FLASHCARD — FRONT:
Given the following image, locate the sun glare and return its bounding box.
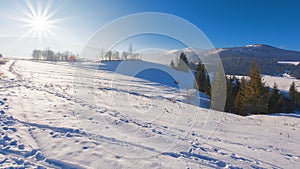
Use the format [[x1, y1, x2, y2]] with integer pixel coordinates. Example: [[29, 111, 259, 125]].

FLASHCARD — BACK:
[[18, 0, 61, 38], [31, 16, 49, 32]]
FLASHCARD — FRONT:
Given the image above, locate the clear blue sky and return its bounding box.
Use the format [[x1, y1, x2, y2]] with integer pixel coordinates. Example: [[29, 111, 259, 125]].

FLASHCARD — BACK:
[[0, 0, 299, 57]]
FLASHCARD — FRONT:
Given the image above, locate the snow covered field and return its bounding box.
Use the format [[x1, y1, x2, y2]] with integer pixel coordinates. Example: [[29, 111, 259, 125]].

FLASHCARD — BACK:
[[0, 60, 299, 168], [262, 75, 300, 92], [232, 75, 300, 92]]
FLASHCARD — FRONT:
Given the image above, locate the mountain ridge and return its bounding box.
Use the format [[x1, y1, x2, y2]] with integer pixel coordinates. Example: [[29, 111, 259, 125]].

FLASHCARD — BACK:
[[203, 44, 300, 61], [162, 44, 300, 78]]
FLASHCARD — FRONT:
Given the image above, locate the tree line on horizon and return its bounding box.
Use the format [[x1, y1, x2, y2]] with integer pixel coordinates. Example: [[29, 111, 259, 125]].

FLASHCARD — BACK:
[[171, 52, 300, 115], [221, 56, 300, 79], [99, 44, 141, 61], [32, 48, 78, 61]]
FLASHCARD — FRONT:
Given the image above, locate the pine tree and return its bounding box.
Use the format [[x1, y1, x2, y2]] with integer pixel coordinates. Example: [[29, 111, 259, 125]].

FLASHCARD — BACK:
[[195, 63, 206, 92], [268, 83, 283, 113], [235, 60, 269, 115], [235, 77, 248, 116], [170, 60, 175, 68], [180, 52, 189, 66], [282, 95, 294, 112], [211, 60, 227, 111], [225, 76, 240, 113], [177, 52, 189, 72], [289, 81, 299, 110], [195, 63, 211, 95], [204, 74, 211, 96]]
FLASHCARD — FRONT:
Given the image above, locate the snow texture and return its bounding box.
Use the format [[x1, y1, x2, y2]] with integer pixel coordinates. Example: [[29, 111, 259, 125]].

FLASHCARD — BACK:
[[0, 60, 299, 168]]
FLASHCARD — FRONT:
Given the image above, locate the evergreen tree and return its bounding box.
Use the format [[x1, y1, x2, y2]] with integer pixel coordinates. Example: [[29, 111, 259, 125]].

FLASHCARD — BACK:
[[225, 76, 240, 113], [235, 60, 269, 115], [211, 60, 227, 111], [170, 60, 175, 68], [289, 81, 299, 110], [204, 74, 211, 96], [195, 63, 211, 95], [177, 52, 189, 72], [268, 83, 283, 113], [235, 77, 248, 116], [195, 63, 206, 91], [180, 52, 189, 66]]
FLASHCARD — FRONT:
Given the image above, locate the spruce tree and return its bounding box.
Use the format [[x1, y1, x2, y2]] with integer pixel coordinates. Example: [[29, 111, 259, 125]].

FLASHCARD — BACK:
[[289, 81, 299, 110], [195, 63, 211, 96], [235, 60, 269, 115], [170, 60, 175, 68], [225, 76, 240, 113], [204, 74, 211, 96], [235, 77, 249, 116], [211, 60, 227, 111], [268, 83, 282, 113], [180, 52, 189, 65], [177, 52, 189, 72], [195, 63, 206, 92]]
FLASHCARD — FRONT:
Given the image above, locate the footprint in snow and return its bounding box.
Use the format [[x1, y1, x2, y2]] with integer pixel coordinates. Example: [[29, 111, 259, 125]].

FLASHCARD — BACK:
[[0, 110, 5, 114], [82, 146, 89, 150]]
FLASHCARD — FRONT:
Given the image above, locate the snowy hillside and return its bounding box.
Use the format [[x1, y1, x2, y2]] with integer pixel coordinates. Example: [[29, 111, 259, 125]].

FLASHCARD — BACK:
[[263, 75, 300, 92], [162, 45, 300, 78], [98, 60, 195, 89], [232, 75, 300, 92], [0, 60, 299, 168], [164, 44, 300, 62], [202, 44, 300, 61]]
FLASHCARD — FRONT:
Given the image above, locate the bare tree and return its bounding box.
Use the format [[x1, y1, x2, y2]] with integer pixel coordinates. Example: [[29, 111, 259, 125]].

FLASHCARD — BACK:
[[128, 44, 133, 59]]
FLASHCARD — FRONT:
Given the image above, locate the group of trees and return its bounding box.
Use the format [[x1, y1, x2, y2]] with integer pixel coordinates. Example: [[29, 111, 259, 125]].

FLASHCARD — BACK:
[[99, 44, 141, 61], [224, 60, 300, 115], [32, 48, 77, 61], [194, 63, 211, 95], [170, 52, 216, 98], [170, 53, 190, 72], [99, 50, 141, 61], [221, 56, 300, 79], [290, 64, 300, 78], [171, 52, 300, 116]]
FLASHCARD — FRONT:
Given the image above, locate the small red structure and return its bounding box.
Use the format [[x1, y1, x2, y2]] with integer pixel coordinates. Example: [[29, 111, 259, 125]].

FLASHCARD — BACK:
[[68, 55, 75, 62]]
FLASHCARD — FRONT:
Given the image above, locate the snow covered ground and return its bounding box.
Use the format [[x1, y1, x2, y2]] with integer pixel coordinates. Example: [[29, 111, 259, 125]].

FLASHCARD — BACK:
[[262, 75, 300, 92], [0, 60, 299, 168], [233, 74, 300, 92]]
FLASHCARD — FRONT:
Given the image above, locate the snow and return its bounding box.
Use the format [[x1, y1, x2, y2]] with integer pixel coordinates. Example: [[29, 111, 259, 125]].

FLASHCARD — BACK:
[[263, 75, 300, 92], [0, 60, 299, 168], [278, 61, 300, 66], [231, 74, 300, 92], [246, 44, 258, 48]]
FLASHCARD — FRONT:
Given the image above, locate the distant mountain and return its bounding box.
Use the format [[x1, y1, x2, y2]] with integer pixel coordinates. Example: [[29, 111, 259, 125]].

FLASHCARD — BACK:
[[163, 44, 300, 78], [202, 44, 300, 61]]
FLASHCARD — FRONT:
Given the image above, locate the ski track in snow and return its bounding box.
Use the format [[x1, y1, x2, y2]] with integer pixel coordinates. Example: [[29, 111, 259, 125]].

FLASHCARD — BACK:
[[0, 60, 299, 168]]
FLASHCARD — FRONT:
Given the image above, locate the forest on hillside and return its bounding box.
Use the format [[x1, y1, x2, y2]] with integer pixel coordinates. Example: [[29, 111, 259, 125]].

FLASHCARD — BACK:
[[220, 56, 300, 78], [172, 52, 300, 115]]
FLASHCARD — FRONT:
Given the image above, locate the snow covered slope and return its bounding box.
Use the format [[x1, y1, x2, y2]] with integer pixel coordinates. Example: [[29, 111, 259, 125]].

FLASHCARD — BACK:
[[262, 75, 300, 91], [0, 60, 299, 168], [233, 74, 300, 92], [97, 60, 195, 89]]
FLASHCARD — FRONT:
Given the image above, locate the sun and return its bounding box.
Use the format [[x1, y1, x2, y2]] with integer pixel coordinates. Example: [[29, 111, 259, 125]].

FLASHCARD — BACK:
[[30, 16, 49, 32], [18, 0, 61, 38]]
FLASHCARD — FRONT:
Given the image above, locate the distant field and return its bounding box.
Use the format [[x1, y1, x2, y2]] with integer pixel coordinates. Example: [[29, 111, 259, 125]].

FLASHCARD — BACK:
[[278, 61, 300, 66]]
